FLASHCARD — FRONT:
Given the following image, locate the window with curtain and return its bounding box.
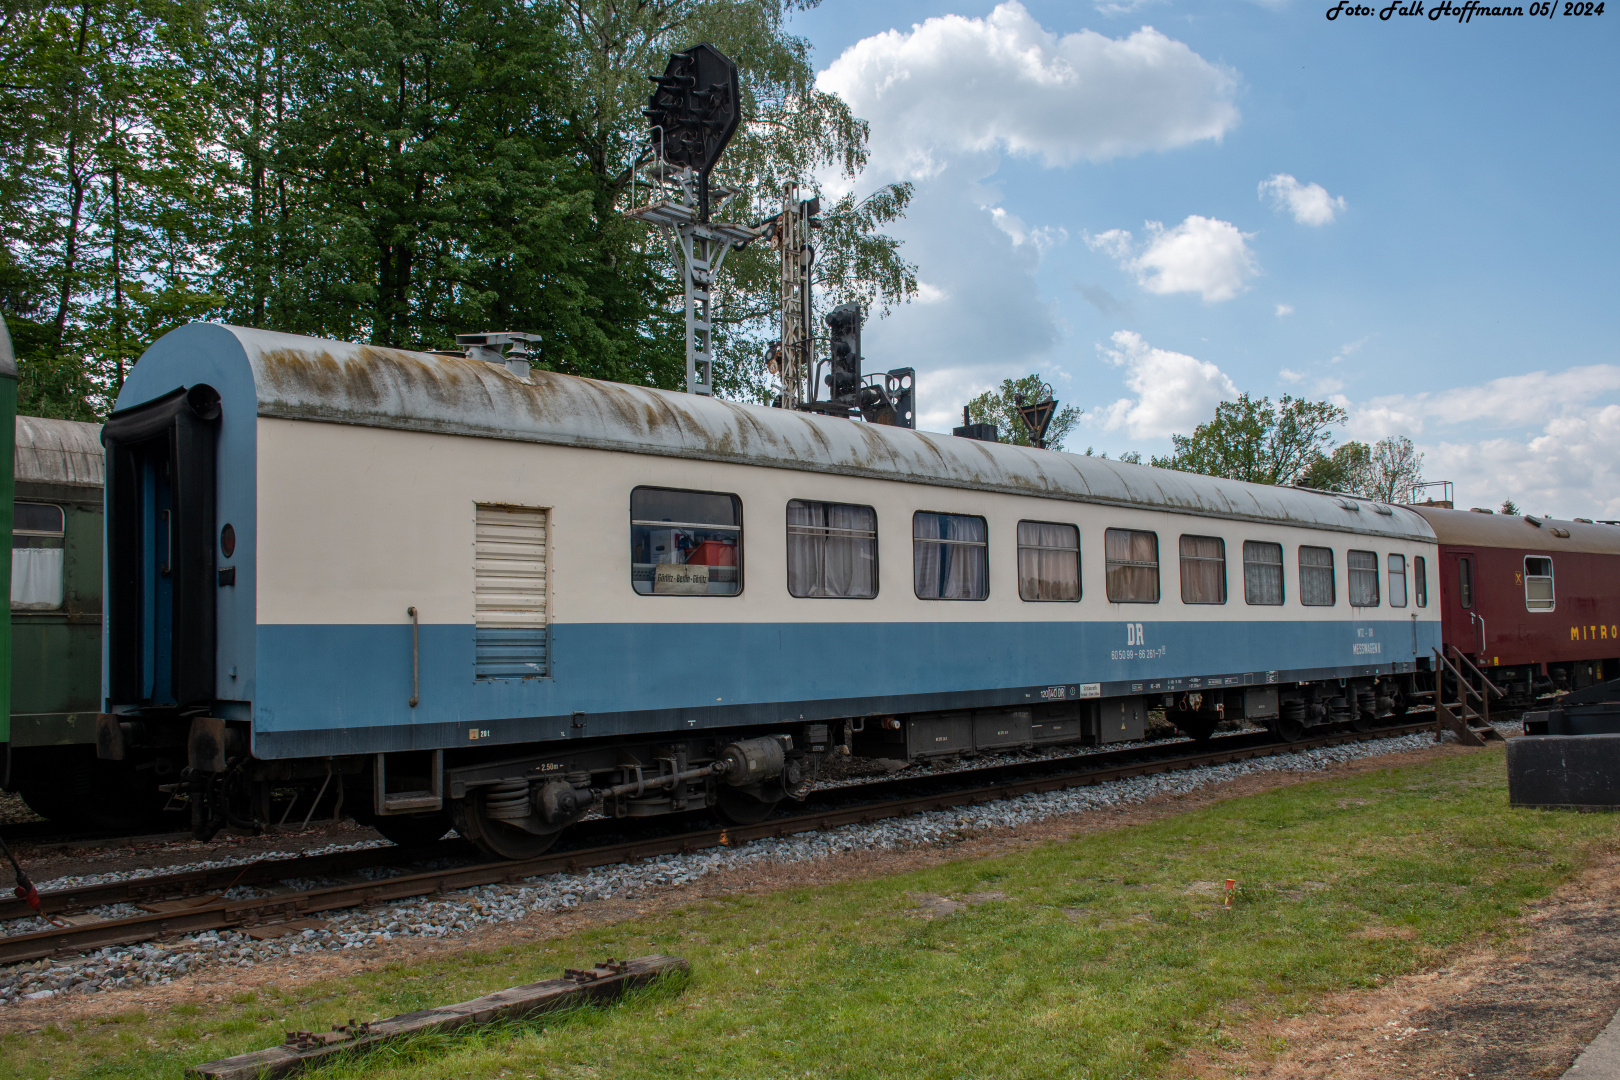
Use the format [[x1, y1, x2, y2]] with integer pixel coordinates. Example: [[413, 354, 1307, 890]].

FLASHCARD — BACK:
[[1300, 546, 1336, 606], [630, 487, 742, 596], [1525, 556, 1555, 610], [1243, 541, 1284, 605], [1415, 555, 1428, 607], [913, 512, 988, 599], [12, 502, 65, 611], [1017, 521, 1079, 601], [1348, 549, 1380, 607], [1458, 557, 1473, 608], [1105, 528, 1159, 603], [1388, 553, 1408, 607], [1179, 535, 1226, 604], [787, 500, 877, 598]]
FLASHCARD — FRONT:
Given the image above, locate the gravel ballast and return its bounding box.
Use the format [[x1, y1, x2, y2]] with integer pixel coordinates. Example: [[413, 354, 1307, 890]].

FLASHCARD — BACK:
[[0, 727, 1483, 1005]]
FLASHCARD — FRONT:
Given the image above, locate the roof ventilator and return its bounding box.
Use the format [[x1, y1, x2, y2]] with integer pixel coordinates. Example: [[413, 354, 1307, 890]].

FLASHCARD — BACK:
[[1336, 498, 1360, 512], [456, 332, 539, 380]]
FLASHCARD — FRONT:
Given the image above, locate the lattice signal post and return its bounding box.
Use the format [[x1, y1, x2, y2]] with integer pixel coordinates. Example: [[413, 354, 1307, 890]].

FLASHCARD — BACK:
[[623, 44, 757, 398]]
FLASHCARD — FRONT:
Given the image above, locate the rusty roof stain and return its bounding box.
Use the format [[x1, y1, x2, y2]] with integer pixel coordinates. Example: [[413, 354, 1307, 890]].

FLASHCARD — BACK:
[[160, 326, 1438, 540]]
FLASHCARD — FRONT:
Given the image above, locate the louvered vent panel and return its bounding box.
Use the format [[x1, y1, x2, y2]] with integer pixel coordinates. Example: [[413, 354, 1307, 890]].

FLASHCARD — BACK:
[[474, 505, 549, 678]]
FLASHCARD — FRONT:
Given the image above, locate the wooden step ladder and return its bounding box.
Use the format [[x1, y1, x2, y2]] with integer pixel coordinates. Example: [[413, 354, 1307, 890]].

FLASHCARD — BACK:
[[1433, 646, 1506, 746]]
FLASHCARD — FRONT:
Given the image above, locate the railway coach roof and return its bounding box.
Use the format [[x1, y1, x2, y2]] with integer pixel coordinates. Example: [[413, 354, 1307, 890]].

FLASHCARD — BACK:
[[128, 324, 1436, 541], [15, 415, 103, 487], [1407, 505, 1620, 555]]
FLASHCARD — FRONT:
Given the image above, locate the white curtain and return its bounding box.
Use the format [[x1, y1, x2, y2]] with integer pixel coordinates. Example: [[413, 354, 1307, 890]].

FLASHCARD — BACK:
[[1105, 528, 1159, 603], [1243, 541, 1284, 605], [12, 547, 63, 610], [1300, 546, 1336, 606], [913, 513, 987, 599], [1179, 535, 1226, 604], [1017, 521, 1079, 601], [787, 501, 876, 598], [1348, 550, 1380, 607]]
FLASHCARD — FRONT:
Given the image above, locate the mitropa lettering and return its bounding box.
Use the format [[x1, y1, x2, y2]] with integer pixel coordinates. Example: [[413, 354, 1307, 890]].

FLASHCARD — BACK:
[[1570, 625, 1619, 641]]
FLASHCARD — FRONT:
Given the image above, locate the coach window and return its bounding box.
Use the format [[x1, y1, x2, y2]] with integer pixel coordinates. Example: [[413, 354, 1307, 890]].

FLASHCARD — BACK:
[[1017, 521, 1080, 601], [12, 502, 65, 611], [1388, 553, 1408, 608], [1458, 557, 1474, 609], [787, 500, 877, 598], [1179, 535, 1226, 605], [1348, 549, 1380, 607], [1105, 528, 1159, 603], [1525, 557, 1555, 611], [1243, 541, 1284, 606], [1414, 556, 1428, 607], [914, 512, 988, 600], [631, 487, 741, 596], [1299, 546, 1336, 607]]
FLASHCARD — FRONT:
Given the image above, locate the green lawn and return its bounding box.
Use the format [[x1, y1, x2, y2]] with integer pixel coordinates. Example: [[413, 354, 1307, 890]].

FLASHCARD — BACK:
[[4, 744, 1612, 1080]]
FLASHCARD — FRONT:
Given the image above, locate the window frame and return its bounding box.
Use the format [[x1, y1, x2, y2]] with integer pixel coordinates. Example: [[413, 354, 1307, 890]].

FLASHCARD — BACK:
[[1178, 534, 1227, 605], [11, 500, 67, 613], [1347, 549, 1381, 608], [1415, 555, 1428, 608], [785, 499, 879, 600], [1242, 540, 1285, 606], [1298, 545, 1337, 607], [912, 511, 989, 601], [1524, 555, 1555, 612], [1016, 520, 1080, 603], [629, 485, 744, 598], [1104, 527, 1161, 605], [1387, 552, 1408, 608]]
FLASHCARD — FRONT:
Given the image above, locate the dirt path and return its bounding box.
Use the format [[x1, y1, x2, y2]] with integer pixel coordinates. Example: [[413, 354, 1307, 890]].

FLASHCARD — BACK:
[[1186, 846, 1620, 1079]]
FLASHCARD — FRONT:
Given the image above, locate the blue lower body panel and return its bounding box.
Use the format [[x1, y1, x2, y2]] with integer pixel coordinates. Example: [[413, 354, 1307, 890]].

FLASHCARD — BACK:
[[249, 618, 1442, 758]]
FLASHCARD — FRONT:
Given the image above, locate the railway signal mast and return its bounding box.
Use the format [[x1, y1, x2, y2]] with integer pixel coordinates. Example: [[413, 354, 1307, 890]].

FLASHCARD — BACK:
[[623, 44, 756, 397]]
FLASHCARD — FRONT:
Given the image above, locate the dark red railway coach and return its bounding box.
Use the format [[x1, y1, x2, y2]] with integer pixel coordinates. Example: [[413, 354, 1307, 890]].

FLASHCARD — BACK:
[[1409, 506, 1620, 698]]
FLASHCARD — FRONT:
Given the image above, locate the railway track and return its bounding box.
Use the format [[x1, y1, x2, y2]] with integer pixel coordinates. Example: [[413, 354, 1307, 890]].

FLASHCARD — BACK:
[[0, 719, 1441, 965]]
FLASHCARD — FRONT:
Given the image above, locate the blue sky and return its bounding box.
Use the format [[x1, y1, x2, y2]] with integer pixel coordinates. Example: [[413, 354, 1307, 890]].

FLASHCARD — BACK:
[[782, 0, 1619, 516]]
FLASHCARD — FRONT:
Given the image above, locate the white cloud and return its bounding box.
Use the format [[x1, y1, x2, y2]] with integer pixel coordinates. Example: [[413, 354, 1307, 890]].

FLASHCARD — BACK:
[[1258, 173, 1346, 226], [817, 3, 1240, 180], [1275, 303, 1294, 318], [1089, 216, 1260, 302], [1278, 367, 1305, 383], [988, 207, 1068, 252], [1092, 331, 1239, 440], [1338, 366, 1620, 517], [1095, 0, 1162, 13], [913, 281, 948, 304]]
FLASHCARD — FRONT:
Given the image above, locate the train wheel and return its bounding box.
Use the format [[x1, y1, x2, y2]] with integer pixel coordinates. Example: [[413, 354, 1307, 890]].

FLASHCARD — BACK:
[[715, 787, 780, 825], [1268, 714, 1306, 743], [369, 812, 453, 848], [449, 796, 560, 862]]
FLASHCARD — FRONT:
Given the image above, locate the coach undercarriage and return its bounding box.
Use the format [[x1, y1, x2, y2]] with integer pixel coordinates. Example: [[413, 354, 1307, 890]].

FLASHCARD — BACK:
[[101, 672, 1420, 860]]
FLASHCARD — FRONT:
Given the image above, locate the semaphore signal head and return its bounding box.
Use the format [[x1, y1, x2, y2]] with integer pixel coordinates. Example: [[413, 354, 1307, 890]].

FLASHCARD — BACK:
[[643, 44, 741, 179]]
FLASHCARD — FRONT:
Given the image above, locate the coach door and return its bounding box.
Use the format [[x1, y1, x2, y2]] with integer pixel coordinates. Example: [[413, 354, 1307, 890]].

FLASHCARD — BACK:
[[104, 385, 220, 708], [1442, 551, 1479, 658]]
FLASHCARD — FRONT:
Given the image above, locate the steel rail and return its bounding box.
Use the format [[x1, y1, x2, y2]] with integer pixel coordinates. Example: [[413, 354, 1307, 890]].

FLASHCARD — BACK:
[[0, 722, 1404, 922], [0, 719, 1443, 966], [0, 838, 468, 922]]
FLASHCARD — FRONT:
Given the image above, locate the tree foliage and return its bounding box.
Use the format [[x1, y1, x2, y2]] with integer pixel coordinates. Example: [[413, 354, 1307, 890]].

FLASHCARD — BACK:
[[965, 375, 1082, 451], [0, 0, 914, 417], [1151, 393, 1346, 485], [1155, 393, 1426, 503]]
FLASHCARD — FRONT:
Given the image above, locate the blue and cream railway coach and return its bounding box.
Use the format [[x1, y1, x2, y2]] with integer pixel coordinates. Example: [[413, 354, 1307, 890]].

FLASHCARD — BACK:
[[97, 324, 1441, 855]]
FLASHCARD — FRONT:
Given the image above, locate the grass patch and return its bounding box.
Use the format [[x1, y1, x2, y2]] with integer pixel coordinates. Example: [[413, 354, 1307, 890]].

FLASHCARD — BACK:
[[2, 746, 1613, 1079]]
